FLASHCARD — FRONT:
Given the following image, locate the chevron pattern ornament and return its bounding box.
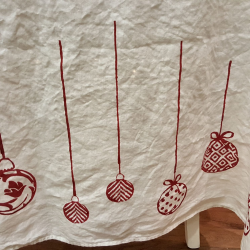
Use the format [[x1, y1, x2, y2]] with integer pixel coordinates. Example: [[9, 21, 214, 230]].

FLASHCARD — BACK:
[[63, 197, 89, 224], [59, 41, 89, 224], [106, 174, 134, 203]]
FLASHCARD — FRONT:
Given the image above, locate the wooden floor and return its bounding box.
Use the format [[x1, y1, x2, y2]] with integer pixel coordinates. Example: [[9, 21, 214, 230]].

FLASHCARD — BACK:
[[20, 208, 244, 250]]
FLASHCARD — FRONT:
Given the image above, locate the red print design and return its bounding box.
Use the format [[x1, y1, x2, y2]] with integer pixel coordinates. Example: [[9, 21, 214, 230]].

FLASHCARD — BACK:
[[0, 134, 36, 215], [244, 194, 250, 236], [59, 41, 89, 223], [106, 174, 134, 202], [4, 181, 26, 198], [201, 61, 239, 173], [157, 41, 187, 216], [106, 21, 134, 203], [157, 175, 187, 215]]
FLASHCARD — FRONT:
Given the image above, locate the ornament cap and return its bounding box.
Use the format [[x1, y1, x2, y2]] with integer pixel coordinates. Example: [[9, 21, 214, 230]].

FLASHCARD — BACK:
[[71, 195, 79, 202], [116, 173, 124, 180], [0, 158, 15, 172]]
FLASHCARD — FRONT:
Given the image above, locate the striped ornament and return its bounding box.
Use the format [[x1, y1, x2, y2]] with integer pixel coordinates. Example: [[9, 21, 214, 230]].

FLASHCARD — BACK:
[[106, 177, 134, 203], [63, 200, 89, 224]]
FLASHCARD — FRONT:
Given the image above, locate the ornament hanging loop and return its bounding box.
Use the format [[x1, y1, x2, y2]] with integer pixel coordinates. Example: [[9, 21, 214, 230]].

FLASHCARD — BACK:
[[116, 173, 125, 180], [71, 195, 79, 202]]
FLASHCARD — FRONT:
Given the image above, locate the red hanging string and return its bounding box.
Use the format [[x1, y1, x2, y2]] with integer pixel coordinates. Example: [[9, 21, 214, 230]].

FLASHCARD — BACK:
[[219, 61, 232, 135], [114, 21, 121, 174], [174, 41, 183, 178], [0, 133, 5, 159], [59, 40, 77, 197]]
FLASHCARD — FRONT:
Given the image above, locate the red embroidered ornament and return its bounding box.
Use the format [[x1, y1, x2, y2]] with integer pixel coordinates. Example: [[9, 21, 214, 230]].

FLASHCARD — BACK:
[[244, 194, 250, 236], [157, 175, 187, 215], [157, 41, 187, 215], [59, 41, 89, 223], [106, 21, 134, 203], [63, 196, 89, 224], [106, 173, 134, 203], [0, 134, 36, 215], [201, 61, 239, 173]]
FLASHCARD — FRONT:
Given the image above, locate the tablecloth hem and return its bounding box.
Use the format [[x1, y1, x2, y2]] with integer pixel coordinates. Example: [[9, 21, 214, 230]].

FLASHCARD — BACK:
[[2, 201, 245, 250]]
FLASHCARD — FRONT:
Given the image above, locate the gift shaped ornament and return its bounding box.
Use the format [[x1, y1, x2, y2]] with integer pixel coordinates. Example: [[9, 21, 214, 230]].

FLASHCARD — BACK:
[[201, 131, 239, 173], [157, 174, 187, 215], [0, 134, 36, 215]]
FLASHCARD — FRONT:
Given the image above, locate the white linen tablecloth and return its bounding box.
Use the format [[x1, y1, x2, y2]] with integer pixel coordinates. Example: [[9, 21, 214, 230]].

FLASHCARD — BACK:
[[0, 1, 250, 249]]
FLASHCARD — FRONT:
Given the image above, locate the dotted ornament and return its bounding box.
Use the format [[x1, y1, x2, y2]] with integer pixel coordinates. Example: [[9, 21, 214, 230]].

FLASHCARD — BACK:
[[201, 61, 239, 173], [106, 21, 134, 203], [244, 194, 250, 236], [157, 41, 187, 216], [0, 134, 36, 215], [59, 41, 89, 224], [157, 175, 187, 215]]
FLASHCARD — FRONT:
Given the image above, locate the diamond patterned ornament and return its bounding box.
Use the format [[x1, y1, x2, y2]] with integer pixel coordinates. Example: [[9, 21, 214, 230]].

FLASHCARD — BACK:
[[201, 61, 239, 174], [201, 131, 239, 173]]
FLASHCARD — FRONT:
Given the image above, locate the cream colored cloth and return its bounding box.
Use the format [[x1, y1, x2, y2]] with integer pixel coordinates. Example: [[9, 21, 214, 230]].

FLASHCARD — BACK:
[[0, 1, 249, 249]]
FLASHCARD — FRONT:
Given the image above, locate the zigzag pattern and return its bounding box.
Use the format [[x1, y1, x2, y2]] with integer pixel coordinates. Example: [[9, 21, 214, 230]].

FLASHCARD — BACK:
[[106, 179, 134, 202], [63, 201, 89, 224]]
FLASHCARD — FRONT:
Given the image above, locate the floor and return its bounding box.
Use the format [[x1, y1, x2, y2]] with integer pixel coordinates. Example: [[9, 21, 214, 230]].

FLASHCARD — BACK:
[[20, 208, 244, 250]]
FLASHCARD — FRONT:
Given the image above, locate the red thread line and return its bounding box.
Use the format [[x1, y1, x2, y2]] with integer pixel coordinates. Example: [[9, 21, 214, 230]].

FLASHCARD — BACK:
[[0, 133, 5, 158], [59, 40, 76, 197], [174, 41, 182, 177], [114, 21, 121, 174], [219, 61, 232, 135]]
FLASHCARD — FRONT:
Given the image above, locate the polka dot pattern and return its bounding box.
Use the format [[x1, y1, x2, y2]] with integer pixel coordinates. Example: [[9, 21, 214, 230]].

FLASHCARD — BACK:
[[157, 182, 187, 215]]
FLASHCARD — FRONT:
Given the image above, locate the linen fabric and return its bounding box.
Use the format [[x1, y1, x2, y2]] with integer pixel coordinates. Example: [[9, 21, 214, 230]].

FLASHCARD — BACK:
[[0, 1, 250, 249]]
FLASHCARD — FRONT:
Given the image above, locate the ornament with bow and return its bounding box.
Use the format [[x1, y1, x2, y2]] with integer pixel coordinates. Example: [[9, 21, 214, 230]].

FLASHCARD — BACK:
[[157, 42, 187, 216], [201, 61, 239, 173]]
